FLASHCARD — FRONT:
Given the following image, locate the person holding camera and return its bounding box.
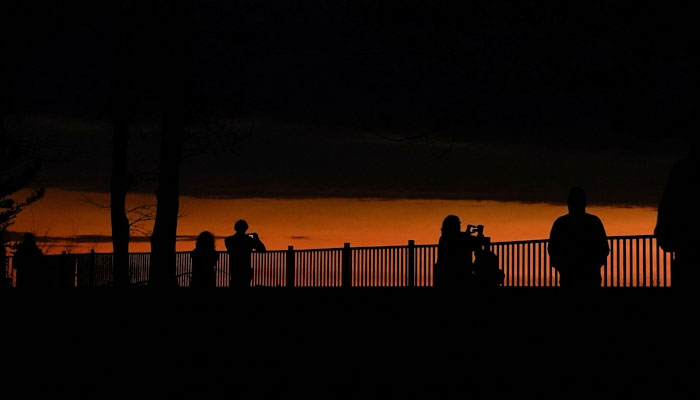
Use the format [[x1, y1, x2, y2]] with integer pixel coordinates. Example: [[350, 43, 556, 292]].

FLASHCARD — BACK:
[[434, 215, 484, 289], [225, 220, 266, 289]]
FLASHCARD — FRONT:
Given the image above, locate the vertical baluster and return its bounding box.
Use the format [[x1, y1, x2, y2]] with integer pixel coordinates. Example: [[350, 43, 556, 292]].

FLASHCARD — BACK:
[[306, 250, 318, 287], [536, 242, 541, 287], [389, 248, 396, 286], [326, 250, 330, 287], [327, 250, 330, 287], [615, 239, 622, 287], [313, 250, 317, 287], [622, 239, 627, 287], [387, 248, 391, 287], [363, 249, 367, 287], [642, 238, 651, 287], [655, 239, 660, 288], [373, 248, 377, 287], [528, 243, 532, 287], [266, 252, 270, 287], [541, 242, 546, 287], [378, 248, 382, 287], [516, 244, 520, 287], [391, 248, 395, 287], [423, 247, 427, 287], [383, 248, 387, 287], [663, 247, 668, 287], [308, 251, 312, 287], [382, 248, 386, 287], [517, 244, 521, 287], [358, 249, 362, 287], [634, 238, 639, 287], [505, 244, 510, 287]]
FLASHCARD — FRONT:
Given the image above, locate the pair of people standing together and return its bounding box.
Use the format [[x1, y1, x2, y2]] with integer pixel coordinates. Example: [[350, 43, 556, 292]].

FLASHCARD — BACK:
[[190, 219, 266, 288]]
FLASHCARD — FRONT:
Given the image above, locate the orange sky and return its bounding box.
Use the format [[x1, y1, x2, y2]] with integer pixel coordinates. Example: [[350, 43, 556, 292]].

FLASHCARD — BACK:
[[9, 189, 658, 254]]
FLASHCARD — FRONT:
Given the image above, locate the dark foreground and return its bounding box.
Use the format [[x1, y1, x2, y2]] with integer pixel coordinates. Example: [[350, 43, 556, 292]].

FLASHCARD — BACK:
[[2, 288, 697, 399]]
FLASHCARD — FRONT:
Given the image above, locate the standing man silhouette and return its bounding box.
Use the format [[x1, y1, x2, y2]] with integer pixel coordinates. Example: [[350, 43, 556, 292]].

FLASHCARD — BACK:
[[655, 141, 699, 290], [548, 188, 609, 288], [225, 220, 266, 289]]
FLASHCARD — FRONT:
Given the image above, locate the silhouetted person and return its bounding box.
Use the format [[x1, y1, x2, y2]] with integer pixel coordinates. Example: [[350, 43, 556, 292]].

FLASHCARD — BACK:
[[435, 215, 481, 288], [59, 251, 75, 288], [655, 145, 699, 290], [548, 188, 609, 288], [13, 233, 45, 288], [190, 231, 218, 289], [225, 220, 266, 289]]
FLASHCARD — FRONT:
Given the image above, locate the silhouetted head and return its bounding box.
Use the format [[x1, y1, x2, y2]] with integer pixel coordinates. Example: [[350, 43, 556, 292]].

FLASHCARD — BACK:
[[441, 215, 461, 235], [567, 187, 587, 215], [195, 231, 215, 251], [23, 233, 36, 244], [234, 220, 249, 234]]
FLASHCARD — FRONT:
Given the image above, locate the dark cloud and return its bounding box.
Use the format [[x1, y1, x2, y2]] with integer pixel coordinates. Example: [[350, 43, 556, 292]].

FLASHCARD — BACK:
[[4, 1, 696, 206], [12, 115, 685, 206]]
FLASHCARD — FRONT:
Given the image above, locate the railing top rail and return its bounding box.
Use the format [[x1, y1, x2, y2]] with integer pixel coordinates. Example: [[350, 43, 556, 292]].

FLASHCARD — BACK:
[[350, 245, 413, 251], [292, 247, 345, 253], [490, 234, 656, 246], [606, 234, 656, 240]]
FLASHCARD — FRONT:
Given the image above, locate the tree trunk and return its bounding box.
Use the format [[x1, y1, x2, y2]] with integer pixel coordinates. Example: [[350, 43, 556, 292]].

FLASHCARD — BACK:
[[149, 113, 183, 288], [111, 113, 131, 287], [149, 0, 191, 288], [110, 1, 131, 288]]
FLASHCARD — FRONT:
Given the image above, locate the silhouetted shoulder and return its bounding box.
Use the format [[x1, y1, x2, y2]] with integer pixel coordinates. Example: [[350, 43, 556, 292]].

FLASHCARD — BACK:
[[224, 235, 234, 250], [550, 214, 571, 230], [584, 213, 605, 225]]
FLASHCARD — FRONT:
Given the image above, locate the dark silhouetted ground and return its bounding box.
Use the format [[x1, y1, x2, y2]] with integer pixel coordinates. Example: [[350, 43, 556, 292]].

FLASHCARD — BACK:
[[2, 288, 697, 399]]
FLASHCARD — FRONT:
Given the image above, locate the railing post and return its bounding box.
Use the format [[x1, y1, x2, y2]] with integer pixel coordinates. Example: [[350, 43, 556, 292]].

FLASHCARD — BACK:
[[286, 246, 295, 288], [407, 240, 415, 288], [89, 249, 96, 287], [342, 243, 352, 288]]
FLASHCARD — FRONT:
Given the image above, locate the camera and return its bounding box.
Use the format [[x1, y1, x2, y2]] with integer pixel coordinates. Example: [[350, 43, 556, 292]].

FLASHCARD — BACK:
[[248, 233, 257, 239], [466, 224, 484, 235]]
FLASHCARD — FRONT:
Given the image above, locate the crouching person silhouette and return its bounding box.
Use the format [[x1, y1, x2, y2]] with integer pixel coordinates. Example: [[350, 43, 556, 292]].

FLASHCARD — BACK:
[[548, 188, 609, 288], [434, 215, 483, 289], [225, 220, 266, 289]]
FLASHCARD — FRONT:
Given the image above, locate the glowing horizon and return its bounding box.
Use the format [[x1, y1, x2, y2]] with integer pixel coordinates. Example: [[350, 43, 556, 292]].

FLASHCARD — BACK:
[[9, 188, 658, 254]]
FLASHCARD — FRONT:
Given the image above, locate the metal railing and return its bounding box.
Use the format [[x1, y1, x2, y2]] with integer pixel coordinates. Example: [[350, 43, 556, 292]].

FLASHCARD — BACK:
[[491, 235, 672, 287], [3, 235, 673, 288]]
